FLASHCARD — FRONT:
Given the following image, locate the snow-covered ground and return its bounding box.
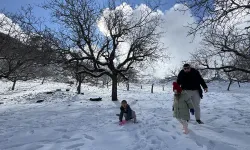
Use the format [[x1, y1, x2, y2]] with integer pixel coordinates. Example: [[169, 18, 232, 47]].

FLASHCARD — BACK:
[[0, 80, 250, 150]]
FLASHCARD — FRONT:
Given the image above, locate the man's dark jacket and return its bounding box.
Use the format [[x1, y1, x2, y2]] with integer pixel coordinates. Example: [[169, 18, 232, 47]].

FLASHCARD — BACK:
[[119, 104, 133, 122], [177, 68, 208, 98]]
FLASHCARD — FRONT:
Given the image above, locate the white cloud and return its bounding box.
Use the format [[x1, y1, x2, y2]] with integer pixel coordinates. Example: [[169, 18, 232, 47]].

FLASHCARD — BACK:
[[141, 4, 202, 78]]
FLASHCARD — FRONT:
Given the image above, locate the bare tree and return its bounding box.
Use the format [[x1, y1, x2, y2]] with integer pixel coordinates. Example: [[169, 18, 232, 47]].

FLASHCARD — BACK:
[[191, 26, 250, 74], [177, 0, 250, 76], [176, 0, 250, 35], [0, 7, 58, 85], [42, 0, 165, 101]]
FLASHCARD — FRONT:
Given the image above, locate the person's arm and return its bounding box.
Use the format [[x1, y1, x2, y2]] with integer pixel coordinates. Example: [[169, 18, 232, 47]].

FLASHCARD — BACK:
[[126, 105, 132, 121], [119, 107, 124, 122], [197, 70, 208, 90]]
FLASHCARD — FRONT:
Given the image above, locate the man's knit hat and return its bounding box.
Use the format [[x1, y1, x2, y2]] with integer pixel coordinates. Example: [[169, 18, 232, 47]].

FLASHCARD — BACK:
[[173, 82, 182, 93]]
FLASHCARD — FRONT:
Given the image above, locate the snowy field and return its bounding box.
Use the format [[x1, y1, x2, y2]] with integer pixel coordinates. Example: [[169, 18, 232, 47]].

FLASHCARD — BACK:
[[0, 80, 250, 150]]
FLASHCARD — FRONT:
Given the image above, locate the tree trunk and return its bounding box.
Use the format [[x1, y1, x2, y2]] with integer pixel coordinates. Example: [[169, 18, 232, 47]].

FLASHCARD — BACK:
[[41, 77, 46, 84], [77, 75, 82, 94], [95, 78, 98, 87], [162, 85, 164, 91], [151, 84, 154, 93], [127, 82, 129, 91], [141, 85, 142, 89], [12, 79, 17, 90], [112, 74, 118, 101], [107, 81, 109, 88], [238, 81, 240, 88], [227, 80, 232, 91]]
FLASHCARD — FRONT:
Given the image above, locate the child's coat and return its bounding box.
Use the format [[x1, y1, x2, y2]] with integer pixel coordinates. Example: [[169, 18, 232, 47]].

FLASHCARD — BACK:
[[173, 91, 194, 121], [119, 104, 135, 122]]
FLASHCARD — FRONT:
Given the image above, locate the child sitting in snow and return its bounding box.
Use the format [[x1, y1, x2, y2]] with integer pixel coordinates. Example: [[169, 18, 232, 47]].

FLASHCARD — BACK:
[[119, 100, 137, 124], [172, 82, 194, 134]]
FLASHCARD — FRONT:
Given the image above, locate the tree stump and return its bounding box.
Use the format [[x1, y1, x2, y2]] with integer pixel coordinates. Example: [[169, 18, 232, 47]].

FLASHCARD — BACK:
[[89, 97, 102, 101], [36, 100, 44, 103], [46, 92, 54, 94]]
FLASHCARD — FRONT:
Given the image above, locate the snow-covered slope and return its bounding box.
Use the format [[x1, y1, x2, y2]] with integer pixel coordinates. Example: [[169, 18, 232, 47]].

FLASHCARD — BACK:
[[0, 80, 249, 150]]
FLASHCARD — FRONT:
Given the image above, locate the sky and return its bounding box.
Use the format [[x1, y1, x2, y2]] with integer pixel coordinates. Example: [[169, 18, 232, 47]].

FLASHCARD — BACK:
[[0, 0, 201, 79]]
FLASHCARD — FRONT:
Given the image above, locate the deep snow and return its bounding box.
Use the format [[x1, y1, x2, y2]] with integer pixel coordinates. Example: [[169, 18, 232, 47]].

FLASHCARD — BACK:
[[0, 80, 250, 150]]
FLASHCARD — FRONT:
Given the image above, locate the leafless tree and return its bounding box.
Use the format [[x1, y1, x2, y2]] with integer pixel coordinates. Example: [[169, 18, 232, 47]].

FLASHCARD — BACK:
[[191, 26, 250, 74], [0, 7, 60, 89], [177, 0, 250, 77], [176, 0, 250, 35], [42, 0, 165, 101]]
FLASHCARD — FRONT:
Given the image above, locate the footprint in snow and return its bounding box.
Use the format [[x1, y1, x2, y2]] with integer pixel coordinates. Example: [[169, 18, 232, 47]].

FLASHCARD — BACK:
[[133, 145, 141, 150], [54, 128, 67, 132], [62, 135, 71, 139], [159, 127, 169, 132], [134, 133, 140, 140], [245, 132, 250, 135], [171, 135, 176, 140], [172, 125, 176, 128], [149, 147, 154, 150], [56, 138, 82, 143], [151, 139, 157, 144], [218, 130, 224, 133], [207, 140, 216, 150], [65, 143, 85, 149], [195, 140, 203, 147], [70, 138, 82, 141], [26, 145, 44, 150], [140, 130, 146, 135], [84, 134, 95, 140]]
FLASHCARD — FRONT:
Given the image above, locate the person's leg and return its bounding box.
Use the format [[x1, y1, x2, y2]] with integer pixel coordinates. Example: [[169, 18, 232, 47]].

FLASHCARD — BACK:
[[177, 119, 184, 128], [182, 120, 189, 134], [132, 111, 137, 123], [123, 113, 127, 121], [192, 90, 201, 121], [177, 119, 189, 134], [186, 90, 197, 117]]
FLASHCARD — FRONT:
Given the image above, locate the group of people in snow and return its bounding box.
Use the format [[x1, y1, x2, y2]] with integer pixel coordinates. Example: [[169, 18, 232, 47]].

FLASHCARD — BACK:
[[118, 63, 208, 134]]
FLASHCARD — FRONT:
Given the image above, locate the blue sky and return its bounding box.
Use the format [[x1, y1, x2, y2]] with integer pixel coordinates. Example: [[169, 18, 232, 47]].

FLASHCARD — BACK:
[[0, 0, 177, 17]]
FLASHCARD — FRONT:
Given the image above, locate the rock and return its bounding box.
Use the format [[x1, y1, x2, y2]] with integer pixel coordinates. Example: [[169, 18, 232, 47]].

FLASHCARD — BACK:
[[66, 89, 70, 91], [89, 97, 102, 101], [46, 92, 53, 94], [36, 100, 44, 103]]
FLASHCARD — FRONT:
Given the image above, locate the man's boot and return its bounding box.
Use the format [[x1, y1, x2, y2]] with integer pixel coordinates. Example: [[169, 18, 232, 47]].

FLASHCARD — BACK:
[[196, 120, 204, 124]]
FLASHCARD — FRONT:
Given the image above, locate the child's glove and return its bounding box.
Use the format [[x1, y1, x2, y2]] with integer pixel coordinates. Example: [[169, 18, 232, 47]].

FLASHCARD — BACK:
[[119, 120, 126, 125], [190, 109, 195, 115]]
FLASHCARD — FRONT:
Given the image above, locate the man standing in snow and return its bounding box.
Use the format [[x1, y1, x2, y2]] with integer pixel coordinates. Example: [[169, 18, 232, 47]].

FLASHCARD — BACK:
[[177, 64, 208, 124]]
